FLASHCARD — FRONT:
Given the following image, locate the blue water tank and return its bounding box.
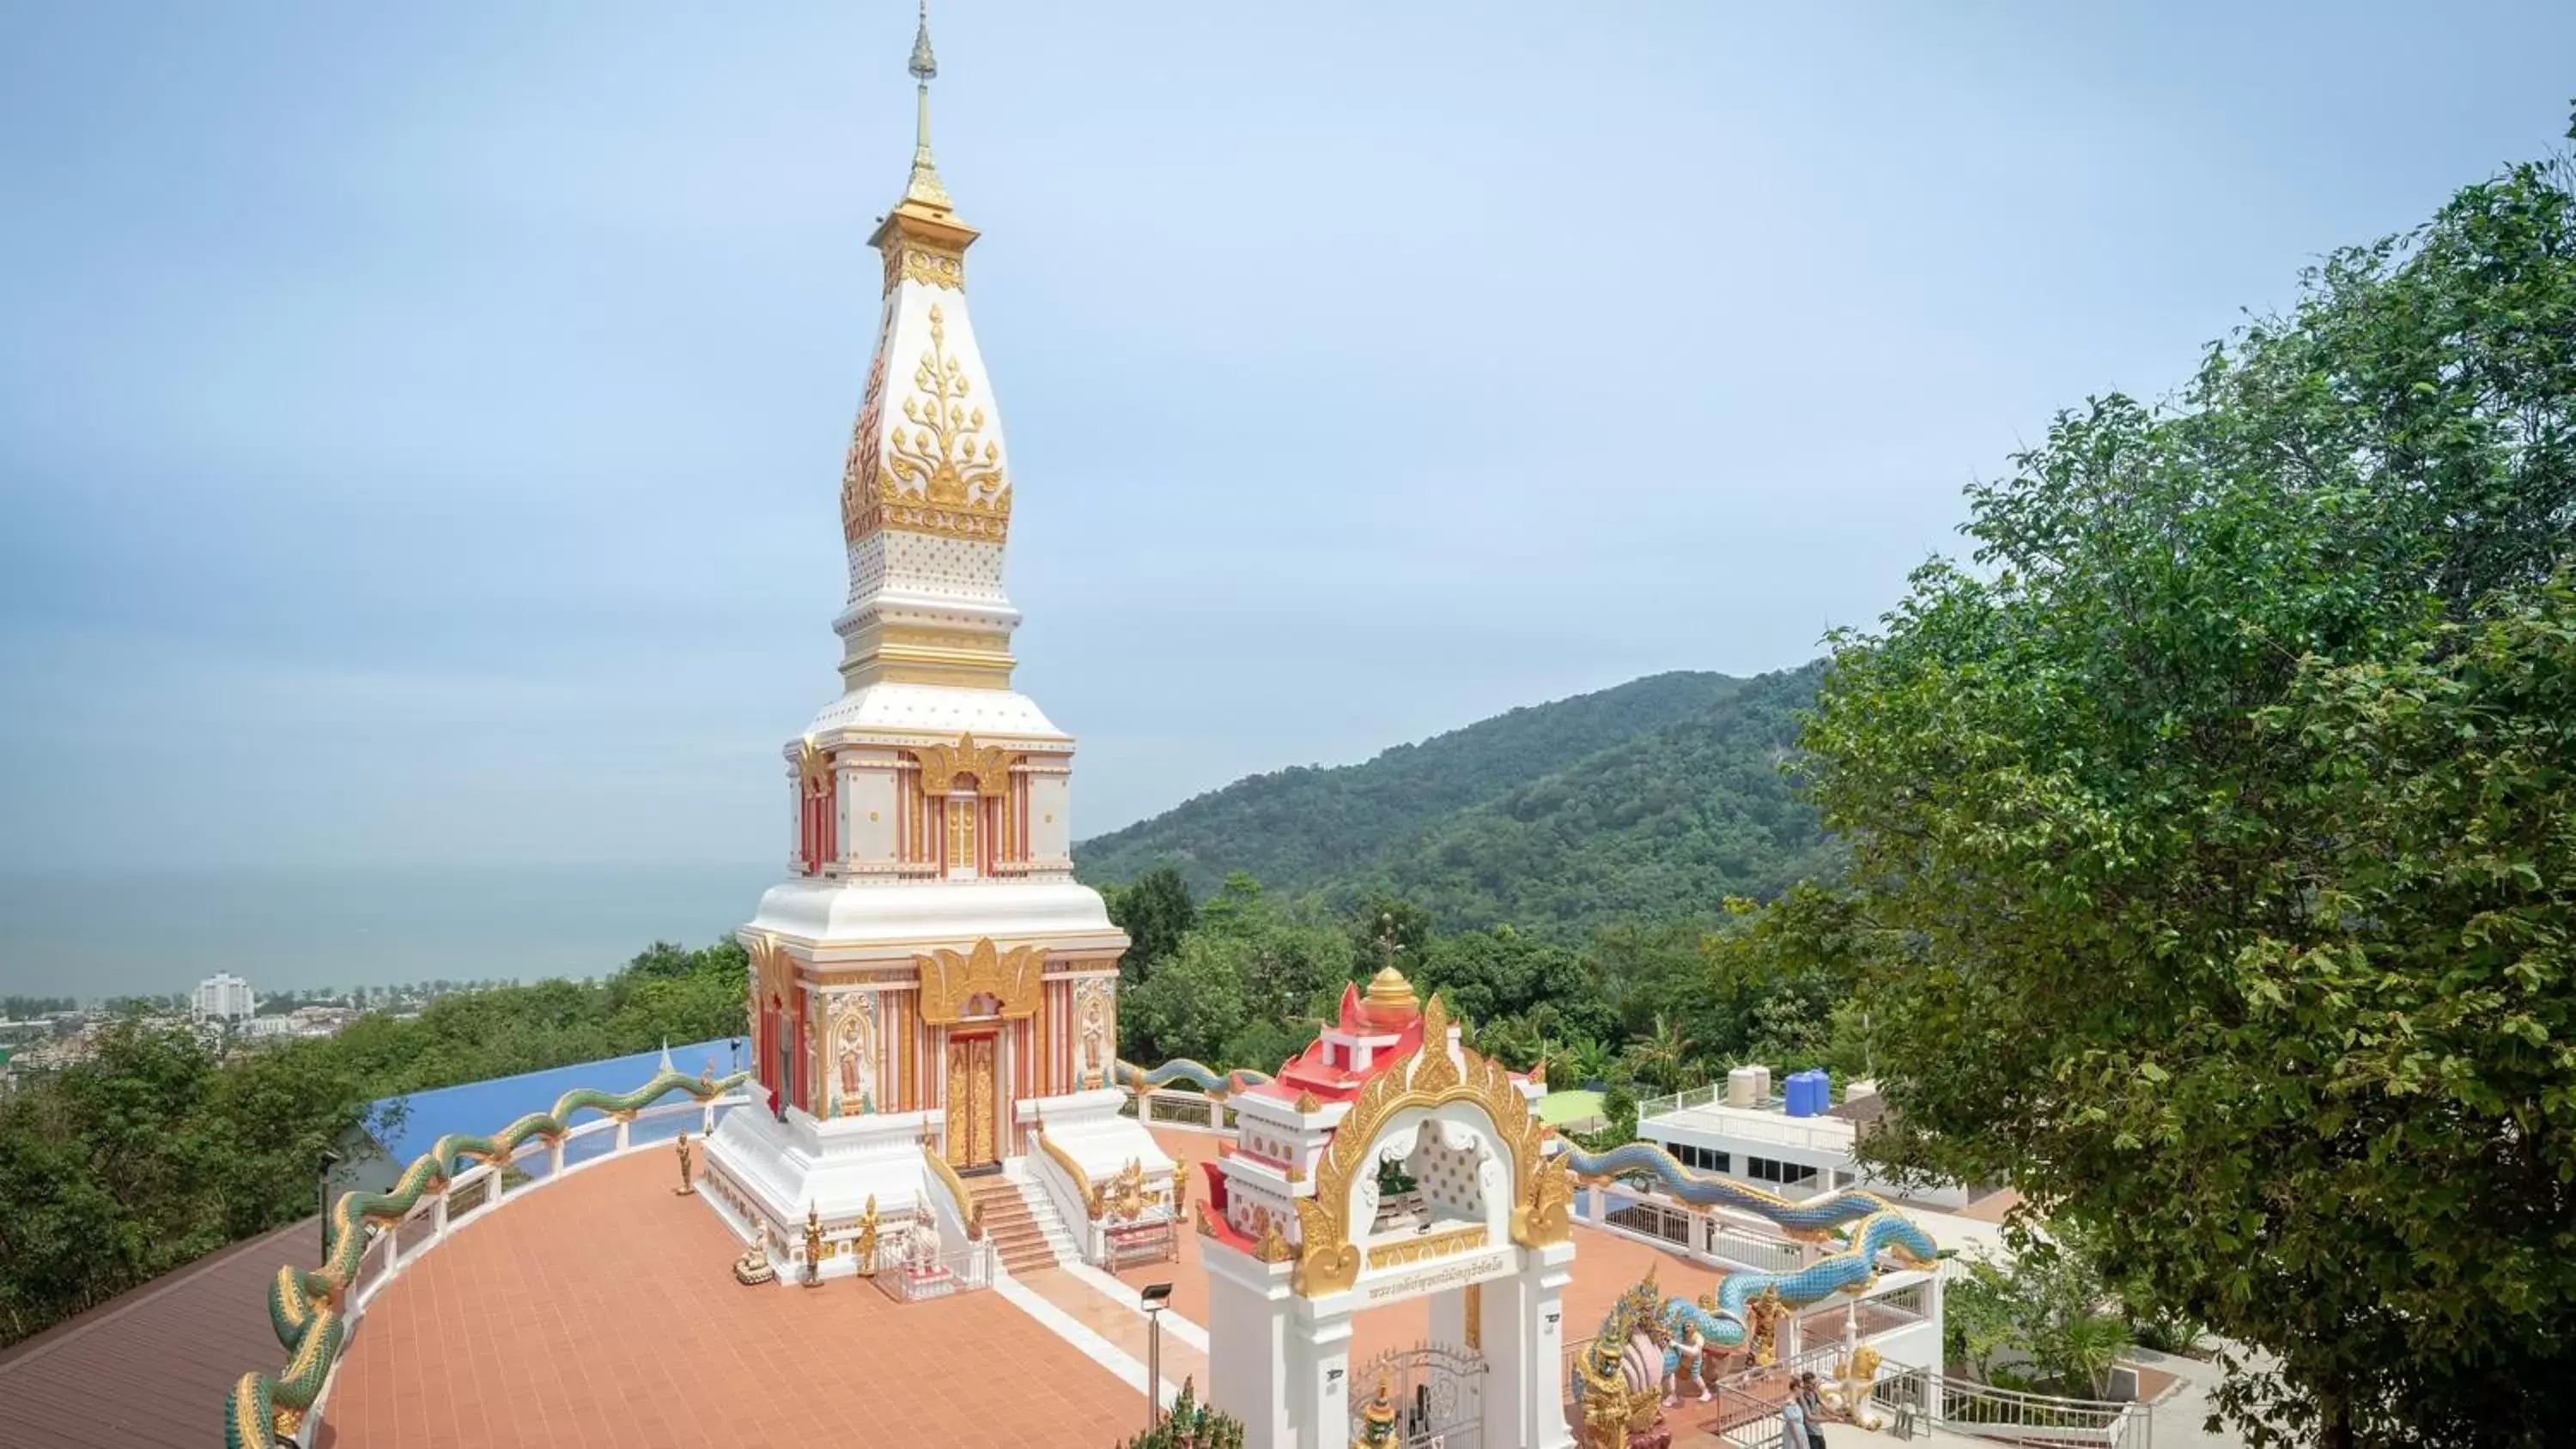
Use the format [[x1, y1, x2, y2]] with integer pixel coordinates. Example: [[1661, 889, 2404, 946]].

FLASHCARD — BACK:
[[1785, 1069, 1833, 1118]]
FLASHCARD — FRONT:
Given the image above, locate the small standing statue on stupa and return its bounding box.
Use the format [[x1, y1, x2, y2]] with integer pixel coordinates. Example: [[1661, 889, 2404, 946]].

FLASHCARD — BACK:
[[674, 1131, 696, 1195], [854, 1195, 880, 1278], [801, 1203, 825, 1286]]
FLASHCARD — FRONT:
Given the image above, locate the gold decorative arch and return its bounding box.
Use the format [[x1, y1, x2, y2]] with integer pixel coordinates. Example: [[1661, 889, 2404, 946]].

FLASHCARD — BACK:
[[915, 937, 1047, 1025], [1288, 996, 1573, 1297], [750, 931, 799, 1014], [910, 733, 1019, 797], [796, 735, 832, 788]]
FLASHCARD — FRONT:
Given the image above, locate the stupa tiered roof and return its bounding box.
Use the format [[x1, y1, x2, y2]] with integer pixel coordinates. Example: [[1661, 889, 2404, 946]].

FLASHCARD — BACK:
[[1256, 966, 1432, 1103]]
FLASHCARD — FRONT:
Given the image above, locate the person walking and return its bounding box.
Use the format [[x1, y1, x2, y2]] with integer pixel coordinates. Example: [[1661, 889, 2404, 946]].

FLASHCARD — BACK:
[[1795, 1371, 1830, 1448], [1780, 1382, 1811, 1449]]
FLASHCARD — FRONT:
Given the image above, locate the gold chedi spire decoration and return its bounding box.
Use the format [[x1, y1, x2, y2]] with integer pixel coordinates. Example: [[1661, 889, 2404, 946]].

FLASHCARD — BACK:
[[834, 0, 1022, 693], [901, 1, 951, 214]]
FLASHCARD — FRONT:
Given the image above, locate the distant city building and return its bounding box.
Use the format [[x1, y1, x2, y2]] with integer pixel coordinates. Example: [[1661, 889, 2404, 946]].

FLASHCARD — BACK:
[[192, 973, 254, 1022]]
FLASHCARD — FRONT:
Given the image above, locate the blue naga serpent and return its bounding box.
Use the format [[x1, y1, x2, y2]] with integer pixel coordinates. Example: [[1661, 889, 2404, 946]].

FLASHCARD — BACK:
[[1114, 1058, 1273, 1095], [1562, 1141, 1940, 1402]]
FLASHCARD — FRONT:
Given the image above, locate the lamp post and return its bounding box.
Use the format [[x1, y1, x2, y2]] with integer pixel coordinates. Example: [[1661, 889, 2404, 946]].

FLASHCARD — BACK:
[[1139, 1281, 1173, 1430]]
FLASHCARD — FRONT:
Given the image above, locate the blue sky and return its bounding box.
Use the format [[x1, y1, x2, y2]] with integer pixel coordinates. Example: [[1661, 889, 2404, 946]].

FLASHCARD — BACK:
[[2, 2, 2570, 872]]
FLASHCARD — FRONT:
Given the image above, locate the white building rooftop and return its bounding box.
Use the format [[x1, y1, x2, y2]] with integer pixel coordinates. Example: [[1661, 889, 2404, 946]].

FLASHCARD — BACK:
[[1641, 1089, 1862, 1155]]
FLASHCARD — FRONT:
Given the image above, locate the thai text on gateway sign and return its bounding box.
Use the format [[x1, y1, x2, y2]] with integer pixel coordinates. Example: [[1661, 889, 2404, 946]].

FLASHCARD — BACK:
[[1366, 1252, 1514, 1303]]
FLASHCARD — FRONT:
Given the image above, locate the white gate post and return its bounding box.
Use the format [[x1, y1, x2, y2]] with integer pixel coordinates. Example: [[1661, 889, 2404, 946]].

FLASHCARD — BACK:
[[1206, 1249, 1298, 1449], [1288, 1297, 1354, 1449], [1482, 1243, 1577, 1449]]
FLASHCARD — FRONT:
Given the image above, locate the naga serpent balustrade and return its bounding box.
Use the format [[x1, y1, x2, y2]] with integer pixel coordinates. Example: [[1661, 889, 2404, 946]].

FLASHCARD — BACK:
[[222, 1066, 750, 1449], [1114, 1057, 1274, 1096], [1564, 1141, 1940, 1411]]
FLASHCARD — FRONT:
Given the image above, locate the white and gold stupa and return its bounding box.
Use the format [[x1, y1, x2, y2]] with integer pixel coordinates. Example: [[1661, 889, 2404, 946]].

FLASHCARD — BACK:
[[700, 7, 1167, 1274]]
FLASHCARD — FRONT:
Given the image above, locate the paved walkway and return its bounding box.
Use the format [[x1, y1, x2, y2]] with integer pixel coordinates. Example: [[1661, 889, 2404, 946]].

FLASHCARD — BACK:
[[319, 1125, 2129, 1448], [1011, 1264, 1212, 1399], [317, 1149, 1145, 1449]]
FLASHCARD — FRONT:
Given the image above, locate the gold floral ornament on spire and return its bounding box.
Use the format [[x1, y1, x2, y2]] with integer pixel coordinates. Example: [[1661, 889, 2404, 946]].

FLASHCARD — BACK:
[[862, 305, 1012, 543]]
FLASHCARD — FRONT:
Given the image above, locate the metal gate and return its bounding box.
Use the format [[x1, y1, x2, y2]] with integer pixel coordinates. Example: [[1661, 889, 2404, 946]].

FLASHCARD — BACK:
[[1350, 1341, 1487, 1449]]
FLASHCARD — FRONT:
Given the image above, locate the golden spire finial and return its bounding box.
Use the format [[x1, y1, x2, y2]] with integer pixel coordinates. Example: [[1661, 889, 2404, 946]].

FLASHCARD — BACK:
[[1363, 964, 1420, 1022], [901, 1, 952, 212]]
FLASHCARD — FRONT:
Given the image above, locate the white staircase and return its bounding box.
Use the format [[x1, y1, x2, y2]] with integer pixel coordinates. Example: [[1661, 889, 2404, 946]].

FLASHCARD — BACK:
[[998, 1159, 1082, 1272]]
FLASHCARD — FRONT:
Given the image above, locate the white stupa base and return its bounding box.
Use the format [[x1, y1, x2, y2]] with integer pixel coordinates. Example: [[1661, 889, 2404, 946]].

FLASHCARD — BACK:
[[700, 1103, 934, 1270], [1020, 1087, 1175, 1181]]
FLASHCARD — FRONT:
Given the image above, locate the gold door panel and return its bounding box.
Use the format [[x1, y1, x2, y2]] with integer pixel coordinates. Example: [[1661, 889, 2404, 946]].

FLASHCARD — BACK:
[[945, 1034, 999, 1170]]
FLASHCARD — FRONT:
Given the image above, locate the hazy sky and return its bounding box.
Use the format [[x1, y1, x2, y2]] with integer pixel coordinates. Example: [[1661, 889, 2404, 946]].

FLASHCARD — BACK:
[[3, 3, 2570, 872]]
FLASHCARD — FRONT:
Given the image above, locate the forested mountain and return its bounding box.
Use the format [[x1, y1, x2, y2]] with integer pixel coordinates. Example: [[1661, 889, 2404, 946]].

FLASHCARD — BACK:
[[1077, 664, 1834, 937], [1076, 670, 1744, 896]]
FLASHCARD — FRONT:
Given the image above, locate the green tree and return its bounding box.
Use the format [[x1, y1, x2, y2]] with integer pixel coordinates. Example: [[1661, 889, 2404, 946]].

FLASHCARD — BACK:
[[1105, 866, 1199, 982], [1121, 934, 1254, 1065], [1414, 926, 1613, 1043], [1802, 137, 2576, 1448], [1557, 1034, 1613, 1087], [1618, 1012, 1695, 1093], [1942, 1259, 2018, 1383], [1945, 1228, 2133, 1398]]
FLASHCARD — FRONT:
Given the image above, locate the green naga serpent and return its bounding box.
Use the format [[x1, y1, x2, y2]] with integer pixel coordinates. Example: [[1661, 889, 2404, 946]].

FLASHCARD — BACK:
[[223, 1065, 749, 1448]]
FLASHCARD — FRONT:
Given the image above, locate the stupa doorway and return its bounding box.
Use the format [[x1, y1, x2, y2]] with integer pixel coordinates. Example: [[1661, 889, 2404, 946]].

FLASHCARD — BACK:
[[943, 1031, 1002, 1171]]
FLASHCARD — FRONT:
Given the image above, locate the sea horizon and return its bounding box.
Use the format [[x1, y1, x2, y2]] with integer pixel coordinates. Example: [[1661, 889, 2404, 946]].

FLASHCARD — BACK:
[[0, 863, 786, 1001]]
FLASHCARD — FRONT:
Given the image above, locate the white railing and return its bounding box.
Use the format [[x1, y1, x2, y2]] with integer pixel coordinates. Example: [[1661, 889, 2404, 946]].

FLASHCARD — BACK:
[[1028, 1137, 1103, 1264], [1601, 1191, 1696, 1250], [872, 1233, 994, 1302], [1706, 1223, 1807, 1274], [1638, 1082, 1721, 1119], [1139, 1091, 1236, 1135], [1875, 1367, 2152, 1449], [1704, 1344, 1842, 1447], [1103, 1216, 1178, 1270], [920, 1153, 981, 1256], [1592, 1188, 1814, 1277]]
